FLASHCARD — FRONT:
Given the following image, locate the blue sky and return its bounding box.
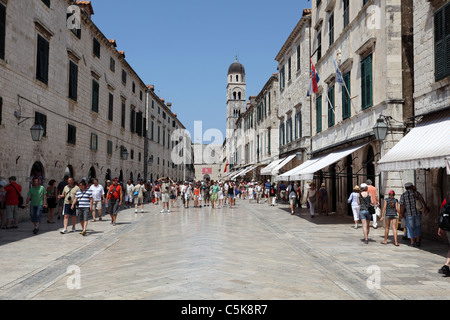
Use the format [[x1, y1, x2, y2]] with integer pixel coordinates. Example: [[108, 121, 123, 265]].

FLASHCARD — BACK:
[[91, 0, 311, 143]]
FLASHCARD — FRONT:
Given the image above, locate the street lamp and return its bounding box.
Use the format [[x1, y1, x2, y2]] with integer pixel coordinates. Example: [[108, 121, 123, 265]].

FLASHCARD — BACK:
[[30, 124, 45, 142], [121, 147, 129, 160], [373, 116, 389, 141]]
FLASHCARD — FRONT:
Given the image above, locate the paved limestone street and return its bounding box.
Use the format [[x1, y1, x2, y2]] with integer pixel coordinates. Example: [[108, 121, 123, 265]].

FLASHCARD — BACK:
[[0, 198, 450, 301]]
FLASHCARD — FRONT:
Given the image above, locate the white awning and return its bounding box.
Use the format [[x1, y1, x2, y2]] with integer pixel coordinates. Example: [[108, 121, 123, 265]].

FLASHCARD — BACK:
[[378, 111, 450, 172], [271, 154, 296, 176], [275, 157, 325, 181], [447, 157, 450, 175], [260, 158, 285, 175], [293, 143, 368, 180], [228, 168, 246, 180], [235, 165, 257, 178]]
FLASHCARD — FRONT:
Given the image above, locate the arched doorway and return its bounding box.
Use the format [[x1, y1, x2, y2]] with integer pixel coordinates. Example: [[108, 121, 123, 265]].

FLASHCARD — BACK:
[[366, 146, 376, 187], [65, 165, 74, 179], [88, 166, 96, 183], [119, 170, 124, 183], [30, 161, 45, 186], [330, 164, 337, 213], [203, 174, 211, 181]]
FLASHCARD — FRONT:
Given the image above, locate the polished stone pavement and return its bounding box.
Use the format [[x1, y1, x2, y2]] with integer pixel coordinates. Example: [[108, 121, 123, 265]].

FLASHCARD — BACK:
[[0, 198, 449, 300]]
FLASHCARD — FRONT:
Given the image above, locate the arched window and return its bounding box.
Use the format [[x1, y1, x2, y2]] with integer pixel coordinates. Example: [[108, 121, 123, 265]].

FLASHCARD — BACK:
[[238, 92, 241, 100], [236, 75, 239, 82], [233, 92, 237, 100], [230, 75, 232, 82]]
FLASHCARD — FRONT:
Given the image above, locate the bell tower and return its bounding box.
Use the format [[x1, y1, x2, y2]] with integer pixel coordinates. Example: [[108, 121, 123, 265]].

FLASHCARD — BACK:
[[226, 58, 246, 165]]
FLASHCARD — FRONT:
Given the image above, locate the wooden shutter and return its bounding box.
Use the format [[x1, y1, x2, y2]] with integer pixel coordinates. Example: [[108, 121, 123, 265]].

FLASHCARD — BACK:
[[361, 54, 372, 110], [36, 35, 49, 84], [69, 61, 78, 101], [92, 80, 99, 112], [316, 95, 322, 133], [435, 9, 445, 80], [328, 86, 335, 127], [342, 72, 351, 119], [108, 93, 114, 121]]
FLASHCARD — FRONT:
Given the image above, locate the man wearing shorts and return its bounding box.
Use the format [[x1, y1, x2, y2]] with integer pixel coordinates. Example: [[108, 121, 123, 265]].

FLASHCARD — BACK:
[[71, 181, 93, 236], [107, 178, 122, 226], [89, 178, 105, 221], [158, 177, 173, 213], [59, 177, 80, 234], [134, 180, 147, 213]]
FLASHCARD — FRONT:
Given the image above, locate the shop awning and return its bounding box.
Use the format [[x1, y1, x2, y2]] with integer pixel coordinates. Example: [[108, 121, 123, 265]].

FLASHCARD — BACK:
[[260, 158, 285, 175], [235, 165, 257, 178], [275, 157, 325, 181], [229, 168, 246, 180], [270, 154, 296, 176], [293, 143, 369, 180], [378, 111, 450, 172]]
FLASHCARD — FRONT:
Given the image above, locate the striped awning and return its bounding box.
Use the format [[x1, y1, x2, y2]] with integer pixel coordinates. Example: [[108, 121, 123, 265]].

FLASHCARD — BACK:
[[378, 110, 450, 172]]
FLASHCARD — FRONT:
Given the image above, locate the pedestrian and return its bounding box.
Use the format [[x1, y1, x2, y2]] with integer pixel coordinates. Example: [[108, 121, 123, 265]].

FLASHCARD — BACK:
[[0, 180, 6, 229], [4, 176, 22, 229], [438, 194, 450, 277], [269, 183, 277, 206], [400, 182, 426, 247], [71, 180, 93, 236], [107, 178, 122, 226], [248, 184, 254, 204], [287, 182, 298, 215], [348, 185, 361, 229], [227, 182, 234, 207], [159, 177, 173, 213], [153, 182, 161, 205], [89, 178, 105, 221], [104, 180, 111, 215], [318, 183, 328, 215], [380, 190, 400, 246], [25, 177, 47, 234], [255, 182, 262, 204], [170, 183, 177, 208], [279, 182, 287, 203], [296, 182, 302, 209], [134, 180, 147, 213], [193, 183, 200, 207], [218, 182, 224, 208], [358, 183, 376, 244], [125, 180, 134, 209], [59, 177, 80, 234], [366, 179, 380, 229], [46, 180, 57, 224], [264, 180, 271, 201], [306, 182, 317, 218], [210, 181, 220, 209], [184, 182, 192, 208], [56, 176, 68, 220], [146, 180, 153, 203]]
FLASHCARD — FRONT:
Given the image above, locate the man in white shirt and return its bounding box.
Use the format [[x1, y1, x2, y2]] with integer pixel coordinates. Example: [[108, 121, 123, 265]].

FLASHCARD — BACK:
[[125, 180, 134, 209], [89, 178, 105, 221]]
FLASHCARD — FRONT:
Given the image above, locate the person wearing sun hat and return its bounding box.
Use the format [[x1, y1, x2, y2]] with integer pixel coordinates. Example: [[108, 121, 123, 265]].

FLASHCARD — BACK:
[[348, 185, 361, 229], [380, 190, 400, 246], [400, 182, 423, 247]]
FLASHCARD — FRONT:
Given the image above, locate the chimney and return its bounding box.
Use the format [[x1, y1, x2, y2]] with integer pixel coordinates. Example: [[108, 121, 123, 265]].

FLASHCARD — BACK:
[[147, 85, 155, 92], [76, 1, 94, 18], [167, 102, 172, 110]]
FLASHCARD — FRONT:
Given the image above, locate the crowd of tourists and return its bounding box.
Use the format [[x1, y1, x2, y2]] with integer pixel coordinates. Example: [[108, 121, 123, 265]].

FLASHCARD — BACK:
[[0, 174, 449, 277]]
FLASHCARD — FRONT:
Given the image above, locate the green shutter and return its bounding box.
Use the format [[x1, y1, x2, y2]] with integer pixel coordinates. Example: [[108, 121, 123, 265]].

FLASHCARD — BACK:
[[342, 72, 351, 119], [92, 80, 99, 112], [316, 95, 322, 133], [328, 86, 335, 127], [435, 4, 450, 81], [361, 54, 373, 110], [0, 3, 5, 60]]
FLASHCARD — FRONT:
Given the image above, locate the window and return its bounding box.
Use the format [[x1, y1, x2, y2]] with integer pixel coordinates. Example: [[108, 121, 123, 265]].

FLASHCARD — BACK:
[[132, 82, 136, 93], [36, 35, 49, 84], [0, 97, 2, 125], [67, 124, 76, 145], [136, 112, 143, 137], [343, 0, 350, 29], [35, 112, 47, 137], [68, 61, 78, 101], [280, 65, 286, 90], [108, 93, 114, 121], [0, 3, 5, 60], [122, 70, 127, 84], [107, 140, 113, 155], [130, 108, 136, 133], [130, 149, 134, 160], [317, 31, 322, 61], [67, 10, 81, 39], [295, 111, 302, 139], [90, 133, 98, 151], [316, 95, 322, 133], [110, 57, 115, 72], [288, 57, 292, 81], [287, 117, 293, 143], [296, 45, 301, 71], [93, 37, 100, 58], [151, 121, 154, 140], [92, 80, 99, 112], [157, 126, 160, 143], [329, 13, 334, 46], [435, 3, 450, 81], [327, 86, 335, 127], [342, 72, 351, 119], [121, 100, 126, 128], [361, 54, 373, 110]]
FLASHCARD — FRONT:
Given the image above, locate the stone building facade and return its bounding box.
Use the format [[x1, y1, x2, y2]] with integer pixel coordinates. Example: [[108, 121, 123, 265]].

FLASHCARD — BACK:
[[305, 0, 414, 215], [0, 0, 190, 220]]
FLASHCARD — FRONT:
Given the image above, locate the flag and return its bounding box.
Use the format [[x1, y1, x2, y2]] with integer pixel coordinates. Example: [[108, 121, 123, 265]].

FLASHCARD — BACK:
[[224, 161, 229, 173], [333, 56, 344, 87], [307, 59, 320, 97]]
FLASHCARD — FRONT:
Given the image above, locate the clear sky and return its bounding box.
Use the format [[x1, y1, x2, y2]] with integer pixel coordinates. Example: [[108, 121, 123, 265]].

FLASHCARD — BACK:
[[91, 0, 311, 143]]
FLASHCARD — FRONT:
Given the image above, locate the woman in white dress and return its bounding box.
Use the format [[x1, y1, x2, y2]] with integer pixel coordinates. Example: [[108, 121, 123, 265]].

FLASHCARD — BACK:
[[218, 183, 224, 208], [306, 182, 317, 218]]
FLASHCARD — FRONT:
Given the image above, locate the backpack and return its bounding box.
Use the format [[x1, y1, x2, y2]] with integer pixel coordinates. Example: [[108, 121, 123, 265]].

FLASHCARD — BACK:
[[438, 197, 450, 231]]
